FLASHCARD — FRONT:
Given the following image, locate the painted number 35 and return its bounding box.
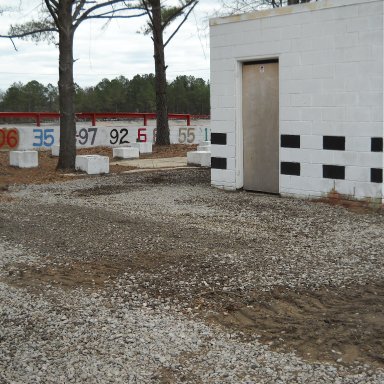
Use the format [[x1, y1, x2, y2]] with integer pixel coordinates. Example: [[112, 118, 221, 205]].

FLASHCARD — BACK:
[[33, 129, 54, 147]]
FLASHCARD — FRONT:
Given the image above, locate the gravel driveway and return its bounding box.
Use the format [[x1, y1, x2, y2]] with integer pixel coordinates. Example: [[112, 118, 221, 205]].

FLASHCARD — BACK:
[[1, 168, 383, 383]]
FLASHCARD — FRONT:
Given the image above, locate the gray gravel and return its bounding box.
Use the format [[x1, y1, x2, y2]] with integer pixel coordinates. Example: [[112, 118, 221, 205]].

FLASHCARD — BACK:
[[1, 168, 383, 383]]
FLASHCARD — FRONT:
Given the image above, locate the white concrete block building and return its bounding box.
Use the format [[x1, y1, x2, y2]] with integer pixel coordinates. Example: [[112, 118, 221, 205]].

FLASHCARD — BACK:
[[209, 0, 383, 204]]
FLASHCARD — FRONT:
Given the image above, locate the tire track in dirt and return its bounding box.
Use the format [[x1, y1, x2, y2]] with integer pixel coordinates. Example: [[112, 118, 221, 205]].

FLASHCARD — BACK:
[[211, 283, 384, 368]]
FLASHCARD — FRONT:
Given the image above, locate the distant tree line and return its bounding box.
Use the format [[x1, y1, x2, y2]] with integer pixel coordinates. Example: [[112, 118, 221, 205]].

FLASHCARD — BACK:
[[0, 74, 210, 115]]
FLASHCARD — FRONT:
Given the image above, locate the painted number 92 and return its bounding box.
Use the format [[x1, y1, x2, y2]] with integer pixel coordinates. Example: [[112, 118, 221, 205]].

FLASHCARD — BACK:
[[178, 127, 195, 144], [110, 128, 129, 145]]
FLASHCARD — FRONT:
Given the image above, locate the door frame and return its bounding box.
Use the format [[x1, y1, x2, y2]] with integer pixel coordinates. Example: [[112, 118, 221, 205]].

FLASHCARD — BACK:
[[235, 56, 280, 191]]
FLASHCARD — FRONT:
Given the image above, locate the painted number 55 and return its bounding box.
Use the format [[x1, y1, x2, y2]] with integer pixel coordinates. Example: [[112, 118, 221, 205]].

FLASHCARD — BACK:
[[178, 127, 195, 144]]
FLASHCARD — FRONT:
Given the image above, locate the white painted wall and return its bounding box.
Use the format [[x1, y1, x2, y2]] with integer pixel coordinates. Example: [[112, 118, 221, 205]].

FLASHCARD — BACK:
[[0, 120, 211, 150], [210, 0, 384, 202]]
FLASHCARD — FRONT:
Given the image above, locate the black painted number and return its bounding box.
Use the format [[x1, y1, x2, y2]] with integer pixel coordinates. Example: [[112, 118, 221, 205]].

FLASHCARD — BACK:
[[76, 127, 97, 145], [110, 128, 129, 145]]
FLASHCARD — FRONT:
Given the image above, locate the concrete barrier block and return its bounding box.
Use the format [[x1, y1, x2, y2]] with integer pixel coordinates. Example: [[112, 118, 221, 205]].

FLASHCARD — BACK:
[[51, 145, 60, 157], [113, 147, 140, 159], [187, 151, 211, 167], [9, 150, 38, 168], [75, 155, 109, 175], [200, 152, 211, 167], [129, 142, 153, 154], [197, 144, 211, 151]]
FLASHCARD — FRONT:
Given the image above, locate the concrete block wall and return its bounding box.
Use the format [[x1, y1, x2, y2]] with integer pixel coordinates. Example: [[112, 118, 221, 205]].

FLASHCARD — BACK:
[[0, 121, 211, 151], [210, 0, 383, 202]]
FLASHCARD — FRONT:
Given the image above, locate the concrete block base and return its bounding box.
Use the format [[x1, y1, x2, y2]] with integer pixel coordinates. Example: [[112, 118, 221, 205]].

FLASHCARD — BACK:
[[75, 155, 109, 175], [197, 140, 211, 152], [9, 151, 38, 168], [113, 147, 140, 159], [187, 151, 211, 167], [51, 145, 60, 157], [197, 145, 211, 151], [129, 142, 153, 154]]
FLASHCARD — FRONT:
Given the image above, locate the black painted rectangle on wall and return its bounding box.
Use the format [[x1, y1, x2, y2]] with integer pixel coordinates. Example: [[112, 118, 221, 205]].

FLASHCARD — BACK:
[[281, 162, 300, 176], [244, 59, 279, 65], [281, 135, 300, 148], [211, 133, 227, 145], [323, 165, 345, 180], [371, 168, 383, 183], [211, 157, 227, 170], [323, 136, 345, 150], [371, 137, 383, 152]]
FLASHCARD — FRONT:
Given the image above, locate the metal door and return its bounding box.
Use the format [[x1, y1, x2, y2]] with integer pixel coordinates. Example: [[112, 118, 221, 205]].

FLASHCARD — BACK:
[[242, 61, 279, 193]]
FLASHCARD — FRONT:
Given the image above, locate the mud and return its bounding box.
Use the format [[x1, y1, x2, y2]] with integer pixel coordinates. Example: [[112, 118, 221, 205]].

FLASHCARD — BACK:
[[1, 168, 383, 370], [212, 283, 384, 368]]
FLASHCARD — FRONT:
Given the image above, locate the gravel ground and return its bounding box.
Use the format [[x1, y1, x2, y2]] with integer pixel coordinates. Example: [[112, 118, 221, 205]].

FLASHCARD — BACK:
[[0, 168, 383, 383]]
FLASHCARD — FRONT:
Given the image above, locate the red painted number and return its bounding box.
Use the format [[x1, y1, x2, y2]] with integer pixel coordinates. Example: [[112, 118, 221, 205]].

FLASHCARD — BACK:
[[0, 128, 19, 150], [137, 128, 147, 143]]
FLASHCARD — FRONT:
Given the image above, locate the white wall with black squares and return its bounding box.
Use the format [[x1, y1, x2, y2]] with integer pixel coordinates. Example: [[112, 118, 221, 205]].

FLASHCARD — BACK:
[[209, 0, 383, 202]]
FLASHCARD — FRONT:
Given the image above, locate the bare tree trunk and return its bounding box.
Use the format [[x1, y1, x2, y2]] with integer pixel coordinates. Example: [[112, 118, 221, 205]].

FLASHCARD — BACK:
[[151, 0, 170, 145], [57, 0, 76, 170]]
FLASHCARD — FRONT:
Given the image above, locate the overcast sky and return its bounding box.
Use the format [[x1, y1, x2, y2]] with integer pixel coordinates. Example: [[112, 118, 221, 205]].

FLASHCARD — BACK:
[[0, 1, 221, 91]]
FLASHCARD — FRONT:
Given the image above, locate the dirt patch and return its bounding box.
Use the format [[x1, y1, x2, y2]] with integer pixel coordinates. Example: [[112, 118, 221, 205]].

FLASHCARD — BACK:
[[1, 169, 383, 371], [210, 283, 384, 368], [0, 147, 124, 187], [0, 144, 194, 188], [140, 144, 197, 159], [0, 193, 15, 203], [5, 260, 123, 289], [314, 189, 384, 214], [73, 184, 142, 196], [5, 253, 383, 369]]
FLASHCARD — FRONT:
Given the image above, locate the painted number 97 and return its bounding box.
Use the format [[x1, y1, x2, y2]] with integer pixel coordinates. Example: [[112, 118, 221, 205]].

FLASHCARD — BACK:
[[179, 128, 195, 144], [76, 127, 97, 145], [0, 128, 19, 150]]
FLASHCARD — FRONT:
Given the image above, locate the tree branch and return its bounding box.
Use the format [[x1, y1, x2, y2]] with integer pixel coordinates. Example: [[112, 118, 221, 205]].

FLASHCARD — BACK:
[[0, 26, 57, 50], [74, 0, 136, 29], [9, 37, 18, 51], [0, 27, 58, 40], [44, 0, 60, 28], [73, 0, 87, 21], [85, 12, 147, 19], [141, 0, 154, 26], [83, 6, 144, 18], [162, 0, 198, 32], [163, 1, 197, 48]]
